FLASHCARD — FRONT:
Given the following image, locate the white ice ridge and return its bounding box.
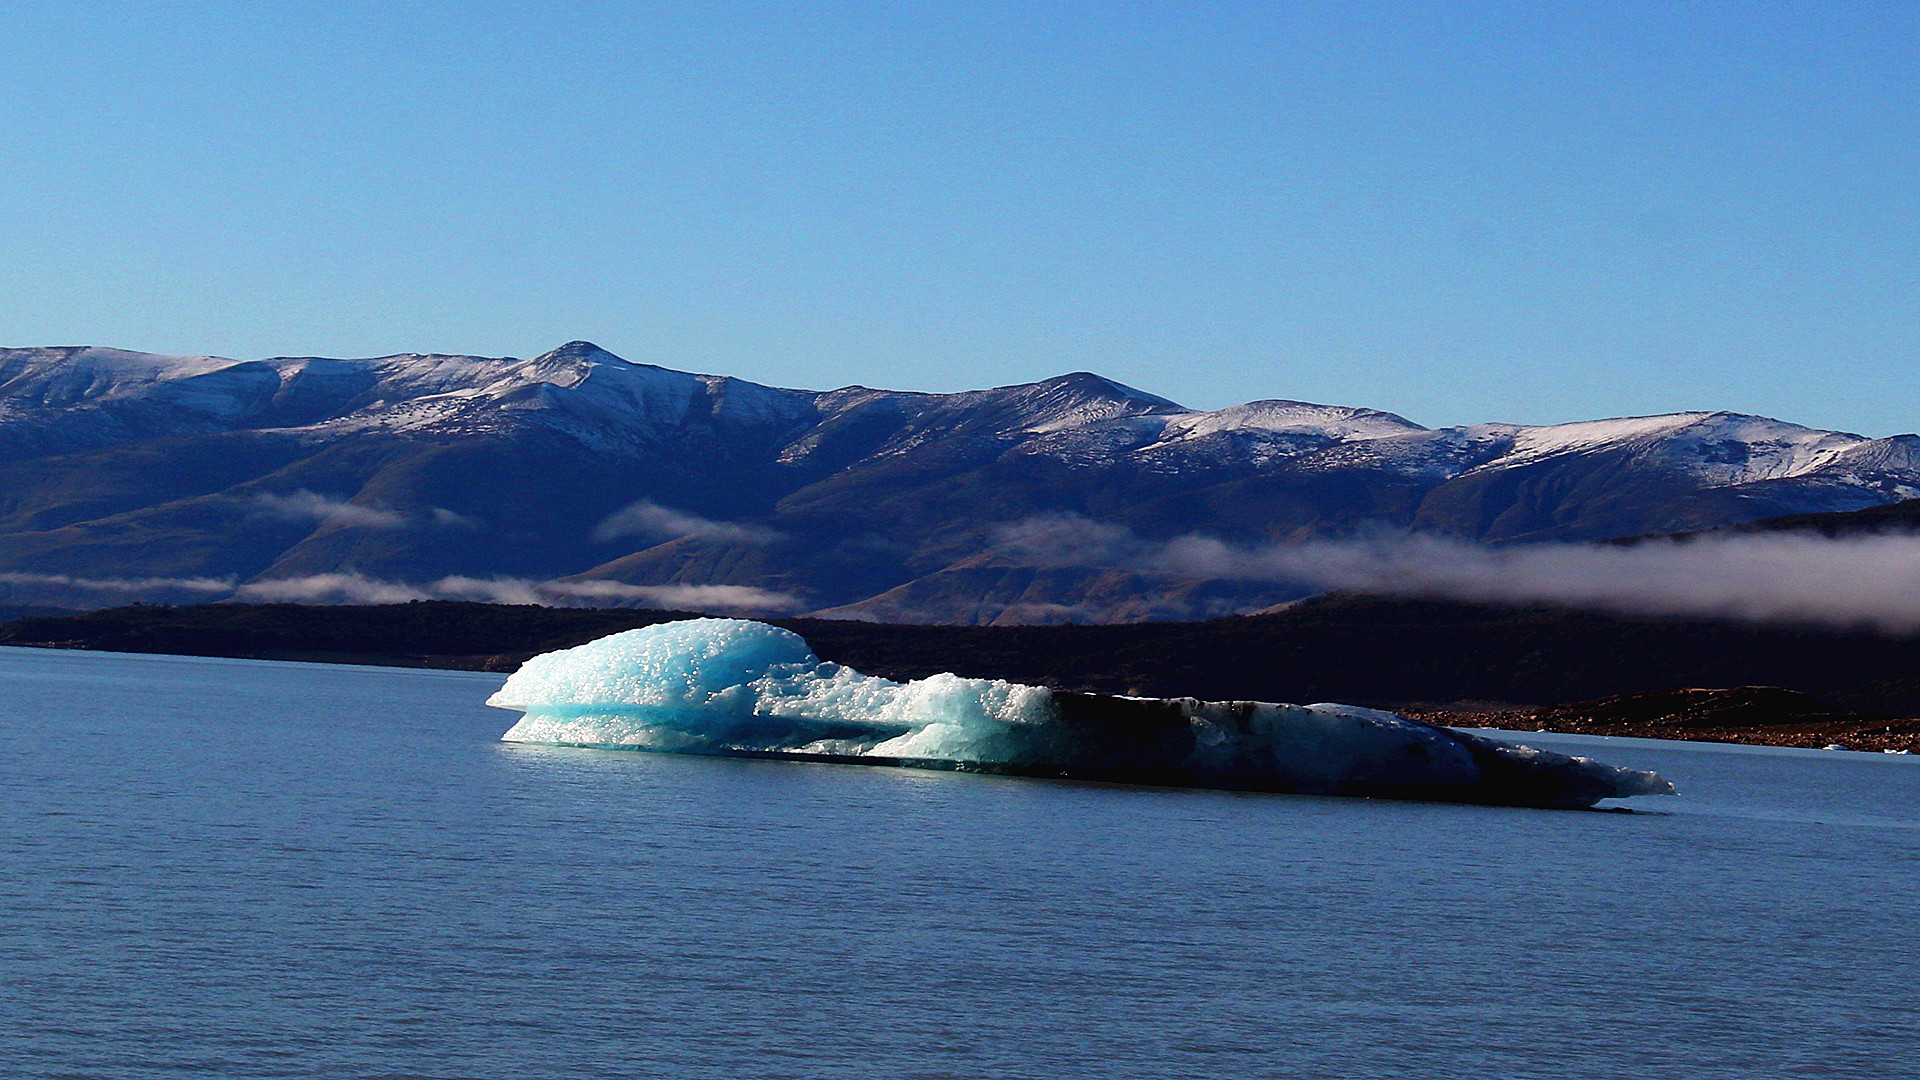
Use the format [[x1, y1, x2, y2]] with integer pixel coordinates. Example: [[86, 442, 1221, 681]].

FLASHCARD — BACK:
[[488, 618, 1675, 808]]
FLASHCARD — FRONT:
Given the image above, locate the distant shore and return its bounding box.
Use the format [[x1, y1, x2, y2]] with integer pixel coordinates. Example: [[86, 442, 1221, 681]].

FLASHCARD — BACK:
[[1406, 701, 1920, 755], [5, 598, 1919, 754]]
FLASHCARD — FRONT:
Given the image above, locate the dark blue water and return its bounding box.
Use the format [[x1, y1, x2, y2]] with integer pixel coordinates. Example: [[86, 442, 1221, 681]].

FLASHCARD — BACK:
[[2, 647, 1916, 1079]]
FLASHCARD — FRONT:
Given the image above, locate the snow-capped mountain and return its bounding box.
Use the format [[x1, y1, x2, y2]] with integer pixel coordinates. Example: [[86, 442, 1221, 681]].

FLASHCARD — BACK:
[[0, 342, 1914, 622]]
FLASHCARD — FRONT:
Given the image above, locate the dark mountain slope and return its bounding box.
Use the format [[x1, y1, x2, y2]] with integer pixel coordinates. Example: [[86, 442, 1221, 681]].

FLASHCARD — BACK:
[[2, 343, 1917, 620]]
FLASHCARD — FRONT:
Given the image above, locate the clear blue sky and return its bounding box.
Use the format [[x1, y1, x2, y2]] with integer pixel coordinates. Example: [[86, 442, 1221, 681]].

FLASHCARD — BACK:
[[1, 1, 1914, 433]]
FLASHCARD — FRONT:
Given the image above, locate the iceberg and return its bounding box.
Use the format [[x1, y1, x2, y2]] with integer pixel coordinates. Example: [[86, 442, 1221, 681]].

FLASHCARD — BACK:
[[488, 618, 1674, 809]]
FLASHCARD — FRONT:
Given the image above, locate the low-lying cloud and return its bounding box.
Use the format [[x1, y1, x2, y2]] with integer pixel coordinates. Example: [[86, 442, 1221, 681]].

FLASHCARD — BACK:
[[249, 491, 408, 529], [996, 512, 1920, 632], [19, 513, 1920, 631], [542, 581, 801, 613], [248, 491, 477, 531], [236, 573, 432, 605], [0, 571, 235, 594], [241, 573, 805, 615], [592, 500, 781, 545], [1, 563, 801, 615]]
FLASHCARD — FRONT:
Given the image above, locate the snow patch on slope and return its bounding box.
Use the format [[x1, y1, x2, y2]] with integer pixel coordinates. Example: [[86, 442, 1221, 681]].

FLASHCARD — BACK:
[[1486, 412, 1874, 487], [0, 347, 243, 406], [1160, 400, 1425, 442]]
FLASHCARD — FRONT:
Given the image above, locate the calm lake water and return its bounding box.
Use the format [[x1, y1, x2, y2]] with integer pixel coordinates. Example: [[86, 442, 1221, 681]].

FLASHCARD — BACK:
[[2, 647, 1916, 1079]]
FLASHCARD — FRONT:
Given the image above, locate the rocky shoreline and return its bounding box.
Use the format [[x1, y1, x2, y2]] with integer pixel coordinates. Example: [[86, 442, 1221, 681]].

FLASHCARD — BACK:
[[1407, 687, 1920, 754]]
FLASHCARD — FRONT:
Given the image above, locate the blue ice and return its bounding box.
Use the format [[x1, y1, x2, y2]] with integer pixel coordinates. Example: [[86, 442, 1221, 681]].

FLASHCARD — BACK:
[[489, 618, 1673, 808]]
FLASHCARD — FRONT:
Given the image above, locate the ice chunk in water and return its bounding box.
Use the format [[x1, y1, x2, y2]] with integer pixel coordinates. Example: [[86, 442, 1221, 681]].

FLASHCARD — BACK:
[[488, 618, 1673, 808]]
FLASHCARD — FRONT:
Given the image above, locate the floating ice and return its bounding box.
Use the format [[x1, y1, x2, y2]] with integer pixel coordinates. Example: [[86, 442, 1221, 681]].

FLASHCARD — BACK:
[[489, 618, 1674, 808]]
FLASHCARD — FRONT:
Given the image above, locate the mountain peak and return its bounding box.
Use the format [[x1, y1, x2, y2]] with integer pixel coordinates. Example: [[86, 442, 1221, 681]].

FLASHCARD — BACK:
[[539, 340, 621, 364], [1041, 371, 1183, 409]]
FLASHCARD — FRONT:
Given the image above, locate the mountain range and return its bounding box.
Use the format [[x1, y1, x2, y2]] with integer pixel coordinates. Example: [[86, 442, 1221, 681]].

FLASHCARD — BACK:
[[2, 341, 1916, 622]]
